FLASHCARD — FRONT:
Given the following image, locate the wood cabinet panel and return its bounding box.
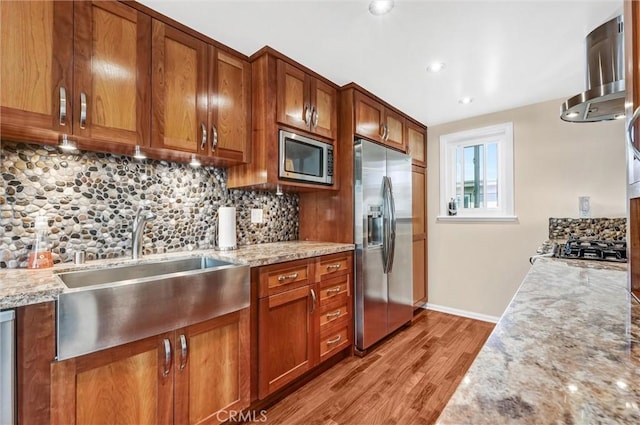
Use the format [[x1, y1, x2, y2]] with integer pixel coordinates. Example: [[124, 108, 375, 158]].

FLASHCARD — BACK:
[[311, 78, 337, 139], [73, 1, 151, 147], [258, 258, 311, 297], [258, 285, 314, 398], [319, 324, 350, 363], [51, 333, 174, 425], [413, 238, 427, 306], [355, 92, 385, 143], [407, 121, 427, 166], [318, 273, 350, 306], [412, 166, 426, 236], [210, 49, 251, 162], [175, 310, 250, 425], [152, 20, 207, 153], [316, 252, 351, 280], [277, 60, 309, 132], [0, 1, 72, 136], [384, 109, 405, 150], [318, 299, 349, 329]]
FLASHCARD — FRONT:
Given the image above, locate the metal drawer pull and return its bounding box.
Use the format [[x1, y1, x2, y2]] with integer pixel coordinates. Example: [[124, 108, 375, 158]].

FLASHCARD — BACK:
[[327, 286, 342, 295], [200, 122, 207, 150], [179, 334, 188, 370], [278, 272, 299, 281], [211, 124, 218, 150], [79, 92, 87, 129], [326, 335, 342, 345], [326, 264, 341, 270], [310, 288, 317, 313], [326, 309, 341, 319], [162, 338, 171, 377], [59, 87, 67, 125]]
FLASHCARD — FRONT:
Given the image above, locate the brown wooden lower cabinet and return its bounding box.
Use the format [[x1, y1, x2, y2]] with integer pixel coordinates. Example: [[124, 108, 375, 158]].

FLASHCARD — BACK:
[[51, 309, 250, 425], [256, 252, 353, 399]]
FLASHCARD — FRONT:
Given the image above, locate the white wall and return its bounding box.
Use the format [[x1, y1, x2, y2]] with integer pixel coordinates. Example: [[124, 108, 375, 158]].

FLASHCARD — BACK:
[[426, 98, 626, 319]]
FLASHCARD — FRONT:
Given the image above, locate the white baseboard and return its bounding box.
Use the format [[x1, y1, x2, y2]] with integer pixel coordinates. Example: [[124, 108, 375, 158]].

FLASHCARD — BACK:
[[421, 303, 500, 324]]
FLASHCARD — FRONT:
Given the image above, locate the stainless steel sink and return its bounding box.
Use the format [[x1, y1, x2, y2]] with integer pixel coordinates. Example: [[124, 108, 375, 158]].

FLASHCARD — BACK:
[[58, 256, 236, 289], [56, 256, 249, 360]]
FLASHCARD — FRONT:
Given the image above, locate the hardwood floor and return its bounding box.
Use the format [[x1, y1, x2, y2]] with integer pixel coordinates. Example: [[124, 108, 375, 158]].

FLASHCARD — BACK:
[[262, 309, 494, 425]]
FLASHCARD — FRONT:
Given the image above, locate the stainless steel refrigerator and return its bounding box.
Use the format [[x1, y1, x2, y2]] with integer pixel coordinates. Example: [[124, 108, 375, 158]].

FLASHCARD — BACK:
[[354, 139, 413, 352]]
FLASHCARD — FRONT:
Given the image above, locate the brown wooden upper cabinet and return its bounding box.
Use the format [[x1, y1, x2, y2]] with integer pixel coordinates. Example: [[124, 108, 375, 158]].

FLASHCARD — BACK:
[[406, 121, 427, 166], [354, 91, 407, 152], [0, 1, 150, 148], [276, 60, 337, 140], [151, 20, 250, 163]]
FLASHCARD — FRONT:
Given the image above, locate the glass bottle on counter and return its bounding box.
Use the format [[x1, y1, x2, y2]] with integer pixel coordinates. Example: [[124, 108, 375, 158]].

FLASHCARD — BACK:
[[27, 215, 53, 269]]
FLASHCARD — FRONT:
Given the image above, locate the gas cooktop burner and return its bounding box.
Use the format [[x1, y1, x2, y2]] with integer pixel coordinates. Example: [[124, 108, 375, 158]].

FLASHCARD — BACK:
[[557, 238, 627, 263]]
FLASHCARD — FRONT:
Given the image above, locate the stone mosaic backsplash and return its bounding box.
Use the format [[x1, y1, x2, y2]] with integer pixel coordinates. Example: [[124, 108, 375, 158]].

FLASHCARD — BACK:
[[0, 141, 299, 268], [548, 217, 626, 241]]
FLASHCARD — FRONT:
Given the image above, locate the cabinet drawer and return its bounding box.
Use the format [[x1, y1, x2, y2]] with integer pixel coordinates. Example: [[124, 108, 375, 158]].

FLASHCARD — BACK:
[[319, 325, 349, 362], [316, 253, 352, 280], [318, 301, 349, 330], [318, 274, 350, 306], [258, 259, 311, 297]]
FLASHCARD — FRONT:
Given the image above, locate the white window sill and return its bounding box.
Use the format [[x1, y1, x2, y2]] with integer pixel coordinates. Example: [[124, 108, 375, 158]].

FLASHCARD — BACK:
[[436, 215, 519, 223]]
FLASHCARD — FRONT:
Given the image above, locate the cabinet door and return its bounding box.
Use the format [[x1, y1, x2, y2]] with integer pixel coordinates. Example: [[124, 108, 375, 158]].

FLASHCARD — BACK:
[[407, 121, 427, 166], [73, 1, 151, 147], [0, 1, 72, 138], [384, 109, 406, 151], [209, 48, 251, 163], [174, 310, 250, 425], [276, 60, 311, 132], [412, 166, 427, 306], [51, 333, 174, 425], [354, 91, 385, 144], [309, 78, 337, 139], [152, 20, 208, 154], [258, 285, 315, 399]]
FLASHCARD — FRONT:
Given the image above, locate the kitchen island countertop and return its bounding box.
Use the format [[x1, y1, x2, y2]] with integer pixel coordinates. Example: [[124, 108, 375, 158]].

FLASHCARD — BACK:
[[0, 240, 354, 309], [437, 257, 640, 424]]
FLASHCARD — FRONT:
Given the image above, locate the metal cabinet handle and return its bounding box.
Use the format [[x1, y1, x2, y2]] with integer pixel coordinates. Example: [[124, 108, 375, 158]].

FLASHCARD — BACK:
[[627, 106, 640, 160], [277, 272, 299, 281], [200, 122, 207, 150], [327, 286, 342, 295], [162, 338, 172, 377], [310, 288, 317, 313], [211, 124, 218, 150], [326, 309, 341, 319], [326, 335, 342, 345], [303, 105, 311, 125], [326, 264, 341, 271], [312, 107, 318, 128], [383, 124, 389, 141], [79, 92, 87, 129], [59, 87, 67, 126], [379, 123, 386, 138], [179, 334, 188, 370]]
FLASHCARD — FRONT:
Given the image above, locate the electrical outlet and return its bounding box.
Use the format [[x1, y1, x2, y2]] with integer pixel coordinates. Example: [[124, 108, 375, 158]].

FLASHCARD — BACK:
[[251, 208, 264, 224]]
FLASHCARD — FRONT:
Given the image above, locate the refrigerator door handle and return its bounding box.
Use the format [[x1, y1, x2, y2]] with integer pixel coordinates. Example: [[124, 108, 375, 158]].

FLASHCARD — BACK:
[[382, 176, 390, 273], [387, 177, 397, 273]]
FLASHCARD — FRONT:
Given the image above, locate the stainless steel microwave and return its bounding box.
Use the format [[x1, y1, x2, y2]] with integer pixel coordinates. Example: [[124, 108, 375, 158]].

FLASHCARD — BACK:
[[278, 130, 334, 185]]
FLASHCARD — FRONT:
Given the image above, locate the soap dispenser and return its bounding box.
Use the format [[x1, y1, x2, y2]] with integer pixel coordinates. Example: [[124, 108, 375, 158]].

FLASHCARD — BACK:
[[28, 215, 53, 269]]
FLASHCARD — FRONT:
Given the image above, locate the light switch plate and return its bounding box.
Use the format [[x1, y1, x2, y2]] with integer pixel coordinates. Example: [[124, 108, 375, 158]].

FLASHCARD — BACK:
[[251, 208, 264, 224]]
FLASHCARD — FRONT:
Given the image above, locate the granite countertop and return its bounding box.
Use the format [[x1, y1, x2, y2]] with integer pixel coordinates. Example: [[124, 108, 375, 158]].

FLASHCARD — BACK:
[[0, 240, 354, 310], [437, 257, 640, 424]]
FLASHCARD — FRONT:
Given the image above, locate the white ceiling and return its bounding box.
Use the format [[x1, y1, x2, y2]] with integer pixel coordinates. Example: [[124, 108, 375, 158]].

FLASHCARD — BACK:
[[139, 0, 623, 127]]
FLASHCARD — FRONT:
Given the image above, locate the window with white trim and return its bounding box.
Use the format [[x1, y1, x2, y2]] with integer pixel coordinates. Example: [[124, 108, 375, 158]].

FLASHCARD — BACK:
[[439, 122, 515, 221]]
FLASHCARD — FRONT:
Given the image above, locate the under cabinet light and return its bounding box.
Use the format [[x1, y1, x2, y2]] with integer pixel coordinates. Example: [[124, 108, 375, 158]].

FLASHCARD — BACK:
[[276, 184, 283, 196], [58, 134, 78, 152], [133, 145, 147, 160], [190, 154, 201, 168]]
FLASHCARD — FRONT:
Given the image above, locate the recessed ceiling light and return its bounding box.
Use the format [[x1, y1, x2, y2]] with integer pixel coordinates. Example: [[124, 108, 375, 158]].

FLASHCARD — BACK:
[[427, 62, 445, 73], [369, 0, 394, 16], [458, 97, 473, 105]]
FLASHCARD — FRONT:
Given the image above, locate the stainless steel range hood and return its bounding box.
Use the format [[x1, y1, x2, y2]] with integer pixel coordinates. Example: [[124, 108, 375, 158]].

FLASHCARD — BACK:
[[561, 15, 625, 123]]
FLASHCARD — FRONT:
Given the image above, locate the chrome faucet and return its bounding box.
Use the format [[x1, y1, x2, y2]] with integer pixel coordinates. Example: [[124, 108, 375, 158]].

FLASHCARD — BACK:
[[132, 205, 157, 260]]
